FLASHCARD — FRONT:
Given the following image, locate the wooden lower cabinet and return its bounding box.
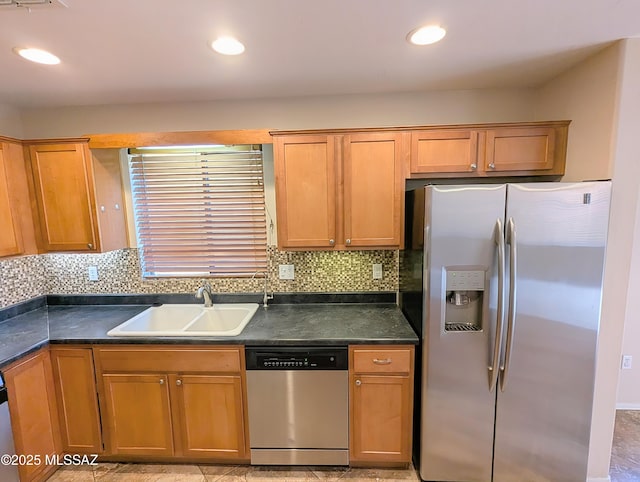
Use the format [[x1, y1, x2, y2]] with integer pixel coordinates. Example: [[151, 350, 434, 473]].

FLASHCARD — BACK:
[[50, 346, 103, 454], [102, 373, 174, 456], [95, 346, 249, 462], [3, 348, 61, 482], [349, 345, 414, 466], [172, 374, 246, 459]]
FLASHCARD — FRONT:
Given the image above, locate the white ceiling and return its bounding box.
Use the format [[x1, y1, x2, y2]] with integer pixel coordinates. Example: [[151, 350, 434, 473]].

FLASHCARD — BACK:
[[1, 0, 639, 108]]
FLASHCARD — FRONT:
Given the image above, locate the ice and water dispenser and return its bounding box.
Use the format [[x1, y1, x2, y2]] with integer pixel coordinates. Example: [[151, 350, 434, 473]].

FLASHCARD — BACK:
[[444, 267, 485, 332]]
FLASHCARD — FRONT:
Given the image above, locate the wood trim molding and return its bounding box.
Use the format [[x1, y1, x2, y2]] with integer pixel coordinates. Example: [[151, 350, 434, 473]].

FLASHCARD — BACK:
[[86, 129, 273, 149], [270, 120, 571, 137], [0, 135, 22, 144], [23, 137, 90, 145]]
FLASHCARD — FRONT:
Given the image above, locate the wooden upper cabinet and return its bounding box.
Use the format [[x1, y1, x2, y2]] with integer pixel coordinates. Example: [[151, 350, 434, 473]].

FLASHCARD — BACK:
[[274, 135, 337, 249], [411, 130, 479, 174], [407, 121, 569, 178], [273, 131, 405, 250], [27, 140, 127, 253], [0, 140, 37, 258], [28, 142, 98, 252], [343, 132, 405, 248], [484, 126, 556, 173], [0, 146, 22, 257]]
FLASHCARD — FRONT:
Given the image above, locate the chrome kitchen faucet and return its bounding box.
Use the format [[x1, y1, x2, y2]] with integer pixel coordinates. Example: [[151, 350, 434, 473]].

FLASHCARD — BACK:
[[195, 282, 213, 307]]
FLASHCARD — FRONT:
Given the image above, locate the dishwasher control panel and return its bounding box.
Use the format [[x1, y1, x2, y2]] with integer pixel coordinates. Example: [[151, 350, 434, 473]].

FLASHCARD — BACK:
[[246, 347, 348, 370]]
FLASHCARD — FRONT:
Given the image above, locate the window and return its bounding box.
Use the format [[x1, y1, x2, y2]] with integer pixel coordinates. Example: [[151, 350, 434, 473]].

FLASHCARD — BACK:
[[129, 145, 267, 277]]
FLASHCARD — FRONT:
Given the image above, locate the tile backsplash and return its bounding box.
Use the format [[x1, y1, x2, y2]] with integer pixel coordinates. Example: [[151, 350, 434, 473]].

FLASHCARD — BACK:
[[0, 247, 398, 308], [0, 255, 47, 307]]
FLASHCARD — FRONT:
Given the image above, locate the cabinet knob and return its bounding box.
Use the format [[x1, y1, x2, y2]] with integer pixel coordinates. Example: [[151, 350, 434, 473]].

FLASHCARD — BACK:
[[346, 239, 351, 246], [159, 378, 164, 385], [87, 243, 94, 249], [355, 379, 362, 386], [329, 239, 335, 246], [176, 379, 182, 386], [489, 163, 496, 169], [470, 163, 477, 170]]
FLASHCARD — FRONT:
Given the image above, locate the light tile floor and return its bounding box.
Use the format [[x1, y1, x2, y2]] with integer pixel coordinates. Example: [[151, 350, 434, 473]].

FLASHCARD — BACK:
[[610, 410, 640, 482], [46, 410, 640, 482], [47, 463, 420, 481]]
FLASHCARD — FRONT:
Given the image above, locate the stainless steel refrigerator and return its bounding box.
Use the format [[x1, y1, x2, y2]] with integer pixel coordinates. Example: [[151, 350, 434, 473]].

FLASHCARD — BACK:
[[399, 182, 611, 482]]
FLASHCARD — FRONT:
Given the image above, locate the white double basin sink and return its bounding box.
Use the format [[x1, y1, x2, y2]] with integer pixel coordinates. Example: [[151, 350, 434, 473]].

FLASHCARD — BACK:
[[107, 303, 259, 337]]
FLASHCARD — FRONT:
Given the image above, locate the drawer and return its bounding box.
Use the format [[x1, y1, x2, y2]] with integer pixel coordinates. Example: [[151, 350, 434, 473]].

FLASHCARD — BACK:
[[351, 347, 412, 374], [95, 346, 242, 373]]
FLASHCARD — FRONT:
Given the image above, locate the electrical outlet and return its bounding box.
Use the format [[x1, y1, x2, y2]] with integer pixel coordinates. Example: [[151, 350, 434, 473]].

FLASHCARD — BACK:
[[373, 263, 383, 279], [88, 266, 99, 281], [279, 264, 295, 280], [622, 355, 633, 370]]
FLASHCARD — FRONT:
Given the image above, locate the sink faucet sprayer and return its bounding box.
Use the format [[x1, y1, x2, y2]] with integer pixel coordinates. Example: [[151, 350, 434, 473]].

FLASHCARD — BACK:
[[195, 282, 213, 307]]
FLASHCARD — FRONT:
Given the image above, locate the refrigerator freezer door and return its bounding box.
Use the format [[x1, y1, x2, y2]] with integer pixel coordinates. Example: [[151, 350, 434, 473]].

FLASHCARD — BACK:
[[420, 184, 507, 482], [493, 182, 611, 482]]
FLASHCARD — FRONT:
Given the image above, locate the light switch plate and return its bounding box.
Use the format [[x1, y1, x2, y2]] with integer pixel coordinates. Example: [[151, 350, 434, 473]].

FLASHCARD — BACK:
[[279, 264, 295, 280], [622, 355, 633, 370], [88, 266, 99, 281], [373, 263, 383, 279]]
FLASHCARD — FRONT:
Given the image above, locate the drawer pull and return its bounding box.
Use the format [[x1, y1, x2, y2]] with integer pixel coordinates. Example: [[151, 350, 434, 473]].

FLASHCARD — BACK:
[[373, 358, 392, 365], [159, 378, 164, 385], [355, 379, 361, 386], [176, 379, 182, 386]]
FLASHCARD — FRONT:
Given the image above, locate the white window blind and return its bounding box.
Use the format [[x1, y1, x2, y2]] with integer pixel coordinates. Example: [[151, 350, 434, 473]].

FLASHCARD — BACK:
[[129, 145, 267, 278]]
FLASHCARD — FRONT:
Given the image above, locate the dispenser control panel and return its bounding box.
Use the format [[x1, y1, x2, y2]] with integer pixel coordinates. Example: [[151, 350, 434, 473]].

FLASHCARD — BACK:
[[445, 270, 485, 291]]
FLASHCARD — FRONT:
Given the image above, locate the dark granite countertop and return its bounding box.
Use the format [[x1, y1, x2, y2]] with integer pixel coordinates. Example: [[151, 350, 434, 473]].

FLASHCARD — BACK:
[[0, 307, 49, 368], [0, 296, 418, 368]]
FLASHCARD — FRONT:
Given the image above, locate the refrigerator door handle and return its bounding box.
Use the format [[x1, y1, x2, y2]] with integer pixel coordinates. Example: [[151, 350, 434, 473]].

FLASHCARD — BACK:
[[500, 217, 517, 391], [489, 218, 506, 392]]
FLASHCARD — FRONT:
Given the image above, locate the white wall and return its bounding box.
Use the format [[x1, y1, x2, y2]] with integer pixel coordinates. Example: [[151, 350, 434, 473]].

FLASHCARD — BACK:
[[0, 103, 24, 139], [614, 39, 640, 410], [19, 88, 535, 138], [534, 44, 620, 182], [618, 189, 640, 409], [535, 39, 640, 481]]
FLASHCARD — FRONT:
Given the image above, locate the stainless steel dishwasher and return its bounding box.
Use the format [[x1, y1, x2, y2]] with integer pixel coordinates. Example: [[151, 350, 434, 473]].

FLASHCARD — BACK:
[[245, 346, 348, 465]]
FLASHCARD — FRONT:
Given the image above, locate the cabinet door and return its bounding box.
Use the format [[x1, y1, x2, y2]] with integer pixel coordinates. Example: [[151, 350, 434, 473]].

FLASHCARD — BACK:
[[171, 374, 247, 460], [274, 135, 337, 248], [349, 374, 412, 464], [485, 126, 555, 172], [101, 374, 174, 456], [0, 146, 22, 257], [411, 130, 479, 174], [50, 347, 103, 454], [343, 132, 405, 248], [28, 142, 99, 252], [4, 349, 61, 482]]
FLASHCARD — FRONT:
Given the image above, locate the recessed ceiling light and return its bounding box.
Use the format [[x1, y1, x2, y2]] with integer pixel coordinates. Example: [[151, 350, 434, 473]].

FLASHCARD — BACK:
[[407, 25, 446, 46], [13, 47, 60, 65], [210, 37, 245, 56]]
